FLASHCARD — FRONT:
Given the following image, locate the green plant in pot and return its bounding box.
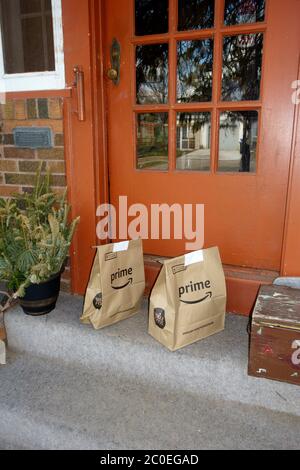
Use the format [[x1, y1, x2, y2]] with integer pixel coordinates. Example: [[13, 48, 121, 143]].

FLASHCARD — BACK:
[[0, 168, 80, 316]]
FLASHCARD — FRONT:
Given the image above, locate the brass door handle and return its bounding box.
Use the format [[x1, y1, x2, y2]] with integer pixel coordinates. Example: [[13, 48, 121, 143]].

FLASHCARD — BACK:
[[107, 39, 121, 85], [107, 68, 118, 81], [73, 66, 86, 122]]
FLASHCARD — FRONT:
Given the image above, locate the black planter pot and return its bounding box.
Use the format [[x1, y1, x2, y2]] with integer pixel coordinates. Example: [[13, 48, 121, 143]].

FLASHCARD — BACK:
[[19, 272, 62, 316]]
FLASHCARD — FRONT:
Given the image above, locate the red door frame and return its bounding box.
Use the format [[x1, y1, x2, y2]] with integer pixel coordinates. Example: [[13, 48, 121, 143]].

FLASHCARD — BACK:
[[62, 0, 300, 309], [62, 0, 109, 295]]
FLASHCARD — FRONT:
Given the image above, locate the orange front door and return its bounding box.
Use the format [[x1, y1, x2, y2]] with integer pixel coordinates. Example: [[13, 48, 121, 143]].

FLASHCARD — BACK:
[[103, 0, 300, 271]]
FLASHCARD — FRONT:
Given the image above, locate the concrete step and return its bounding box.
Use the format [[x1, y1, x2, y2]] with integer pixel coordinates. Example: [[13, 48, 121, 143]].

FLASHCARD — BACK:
[[4, 294, 300, 418], [1, 351, 300, 450]]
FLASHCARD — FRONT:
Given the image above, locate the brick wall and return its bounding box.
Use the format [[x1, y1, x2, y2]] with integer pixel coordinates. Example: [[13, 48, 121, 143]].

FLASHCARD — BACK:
[[0, 97, 71, 292]]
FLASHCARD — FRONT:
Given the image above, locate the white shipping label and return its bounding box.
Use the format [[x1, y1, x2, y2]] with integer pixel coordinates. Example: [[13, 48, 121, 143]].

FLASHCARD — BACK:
[[113, 241, 130, 253], [185, 250, 204, 267]]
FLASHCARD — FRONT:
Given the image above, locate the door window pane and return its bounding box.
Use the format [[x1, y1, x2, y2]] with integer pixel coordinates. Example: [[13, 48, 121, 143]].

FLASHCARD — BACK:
[[224, 0, 265, 26], [136, 44, 168, 104], [178, 0, 214, 31], [177, 39, 213, 103], [135, 0, 168, 36], [0, 0, 55, 74], [218, 111, 258, 173], [137, 113, 169, 170], [222, 34, 263, 101], [177, 113, 211, 171]]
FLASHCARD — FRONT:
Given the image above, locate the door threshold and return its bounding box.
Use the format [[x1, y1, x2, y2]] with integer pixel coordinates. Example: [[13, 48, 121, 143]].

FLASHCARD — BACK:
[[144, 255, 279, 317]]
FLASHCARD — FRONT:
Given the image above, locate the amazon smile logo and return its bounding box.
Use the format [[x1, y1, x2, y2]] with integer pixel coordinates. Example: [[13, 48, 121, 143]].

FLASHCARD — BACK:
[[179, 280, 212, 304], [180, 292, 212, 304], [111, 278, 133, 290], [111, 267, 133, 290]]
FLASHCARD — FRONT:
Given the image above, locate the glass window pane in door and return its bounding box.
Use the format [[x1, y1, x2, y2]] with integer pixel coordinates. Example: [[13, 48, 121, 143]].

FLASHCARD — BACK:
[[137, 113, 169, 170], [178, 0, 214, 31], [177, 39, 213, 103], [224, 0, 265, 26], [218, 110, 258, 173], [176, 112, 211, 171], [222, 34, 263, 101], [136, 44, 169, 104], [135, 0, 168, 36]]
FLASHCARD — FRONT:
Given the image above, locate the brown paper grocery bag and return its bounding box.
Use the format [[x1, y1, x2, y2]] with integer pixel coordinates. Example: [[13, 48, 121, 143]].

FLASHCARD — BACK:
[[0, 339, 5, 365], [81, 239, 145, 329], [149, 247, 226, 351]]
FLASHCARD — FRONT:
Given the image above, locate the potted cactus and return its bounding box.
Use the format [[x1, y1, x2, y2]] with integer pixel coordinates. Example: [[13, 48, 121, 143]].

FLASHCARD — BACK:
[[0, 168, 80, 316]]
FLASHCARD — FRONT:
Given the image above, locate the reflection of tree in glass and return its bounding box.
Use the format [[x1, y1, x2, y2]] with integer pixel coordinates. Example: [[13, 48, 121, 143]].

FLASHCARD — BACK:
[[177, 39, 213, 103], [224, 0, 265, 26], [136, 44, 168, 104], [137, 113, 168, 159], [135, 0, 168, 36], [178, 0, 214, 31], [178, 112, 209, 133], [222, 33, 263, 101]]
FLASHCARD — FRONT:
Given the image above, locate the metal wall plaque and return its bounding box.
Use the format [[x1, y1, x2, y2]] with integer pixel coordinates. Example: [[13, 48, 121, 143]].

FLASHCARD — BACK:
[[13, 127, 52, 149]]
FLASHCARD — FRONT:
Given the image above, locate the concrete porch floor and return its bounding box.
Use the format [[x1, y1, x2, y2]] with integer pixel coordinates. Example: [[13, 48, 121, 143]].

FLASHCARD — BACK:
[[1, 294, 300, 450]]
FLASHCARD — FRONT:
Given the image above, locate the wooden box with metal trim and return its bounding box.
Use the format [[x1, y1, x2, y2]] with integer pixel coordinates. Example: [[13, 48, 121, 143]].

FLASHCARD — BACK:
[[248, 285, 300, 386]]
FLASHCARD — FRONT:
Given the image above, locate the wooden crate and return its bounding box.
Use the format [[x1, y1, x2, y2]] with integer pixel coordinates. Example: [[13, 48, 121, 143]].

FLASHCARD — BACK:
[[248, 285, 300, 386]]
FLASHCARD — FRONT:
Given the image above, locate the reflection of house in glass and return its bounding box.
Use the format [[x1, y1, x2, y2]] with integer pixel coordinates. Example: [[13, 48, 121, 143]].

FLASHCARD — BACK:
[[175, 111, 258, 172], [219, 111, 258, 172], [176, 114, 211, 171], [136, 111, 258, 173]]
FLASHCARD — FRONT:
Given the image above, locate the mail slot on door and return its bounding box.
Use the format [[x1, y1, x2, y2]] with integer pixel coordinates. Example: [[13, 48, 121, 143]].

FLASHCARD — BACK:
[[248, 285, 300, 386]]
